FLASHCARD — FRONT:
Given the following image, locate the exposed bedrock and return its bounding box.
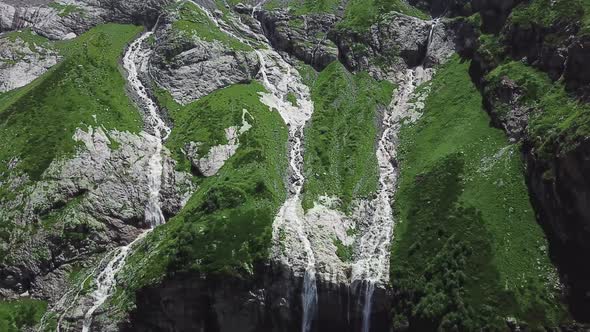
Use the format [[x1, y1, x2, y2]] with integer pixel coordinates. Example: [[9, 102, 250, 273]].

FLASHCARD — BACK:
[[471, 11, 589, 96], [330, 12, 458, 80], [0, 127, 192, 301], [565, 36, 590, 100], [525, 140, 590, 320], [0, 0, 172, 40], [0, 35, 59, 92], [122, 264, 392, 332], [471, 0, 523, 33], [478, 68, 590, 321], [254, 9, 339, 71], [149, 21, 260, 105], [482, 76, 533, 141]]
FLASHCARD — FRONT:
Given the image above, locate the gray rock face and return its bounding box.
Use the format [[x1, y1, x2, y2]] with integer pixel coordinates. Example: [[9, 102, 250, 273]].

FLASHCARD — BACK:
[[525, 139, 590, 321], [482, 76, 533, 141], [255, 9, 339, 71], [331, 12, 455, 80], [0, 0, 173, 40], [150, 24, 259, 105], [0, 127, 193, 300], [122, 264, 393, 332], [472, 0, 523, 33], [565, 36, 590, 99], [0, 35, 59, 92]]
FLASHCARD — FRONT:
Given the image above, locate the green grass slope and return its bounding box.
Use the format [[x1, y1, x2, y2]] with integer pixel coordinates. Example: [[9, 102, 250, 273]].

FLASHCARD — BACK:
[[302, 61, 394, 211], [171, 1, 251, 51], [390, 56, 566, 330], [0, 24, 143, 182], [338, 0, 429, 31], [0, 299, 48, 332], [486, 61, 590, 161], [110, 82, 288, 311]]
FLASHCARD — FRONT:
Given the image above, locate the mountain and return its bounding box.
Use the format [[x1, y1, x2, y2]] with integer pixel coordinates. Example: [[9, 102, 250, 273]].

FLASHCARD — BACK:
[[0, 0, 589, 331]]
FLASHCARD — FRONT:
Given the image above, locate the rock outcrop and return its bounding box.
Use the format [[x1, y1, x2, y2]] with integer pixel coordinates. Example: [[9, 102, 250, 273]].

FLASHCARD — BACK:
[[525, 139, 590, 320], [0, 127, 192, 301], [0, 0, 172, 40], [482, 76, 533, 141], [331, 12, 455, 80], [0, 34, 59, 92], [472, 9, 590, 319], [122, 264, 392, 332], [149, 23, 259, 105], [255, 9, 339, 71]]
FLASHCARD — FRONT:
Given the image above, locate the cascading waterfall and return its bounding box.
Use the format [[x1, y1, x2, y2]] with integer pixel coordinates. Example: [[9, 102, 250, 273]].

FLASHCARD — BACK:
[[189, 2, 318, 330], [255, 48, 318, 332], [356, 19, 438, 332], [80, 22, 170, 332], [81, 233, 149, 332]]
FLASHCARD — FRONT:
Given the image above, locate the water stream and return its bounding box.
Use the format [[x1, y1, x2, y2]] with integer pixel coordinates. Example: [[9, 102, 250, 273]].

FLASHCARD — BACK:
[[254, 45, 318, 332], [80, 22, 170, 332], [356, 19, 438, 332], [198, 2, 319, 329]]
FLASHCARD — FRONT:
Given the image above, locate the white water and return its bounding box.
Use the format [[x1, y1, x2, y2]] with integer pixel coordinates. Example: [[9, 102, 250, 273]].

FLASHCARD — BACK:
[[81, 232, 150, 332], [191, 2, 318, 329], [80, 22, 170, 332], [124, 26, 171, 228], [356, 19, 438, 332], [255, 47, 317, 332]]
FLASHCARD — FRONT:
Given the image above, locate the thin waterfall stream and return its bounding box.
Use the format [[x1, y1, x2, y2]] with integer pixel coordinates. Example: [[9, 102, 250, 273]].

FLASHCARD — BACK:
[[356, 19, 438, 332], [185, 2, 319, 330], [80, 22, 170, 332]]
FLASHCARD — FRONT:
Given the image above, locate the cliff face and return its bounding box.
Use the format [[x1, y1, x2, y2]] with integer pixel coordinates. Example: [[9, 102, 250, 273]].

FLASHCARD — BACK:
[[470, 0, 590, 320], [122, 265, 392, 332]]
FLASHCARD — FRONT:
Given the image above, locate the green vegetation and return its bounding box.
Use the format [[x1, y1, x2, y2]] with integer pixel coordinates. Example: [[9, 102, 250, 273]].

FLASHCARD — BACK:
[[171, 1, 251, 51], [110, 82, 288, 311], [4, 29, 51, 52], [510, 0, 587, 29], [486, 61, 590, 159], [333, 238, 353, 262], [0, 24, 143, 182], [477, 33, 505, 67], [263, 0, 341, 15], [0, 299, 48, 332], [286, 92, 298, 107], [48, 2, 85, 17], [338, 0, 429, 31], [302, 61, 394, 211], [391, 56, 566, 330]]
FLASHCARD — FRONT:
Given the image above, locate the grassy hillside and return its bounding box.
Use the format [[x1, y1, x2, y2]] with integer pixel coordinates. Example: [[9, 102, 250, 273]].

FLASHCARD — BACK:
[[338, 0, 428, 31], [171, 1, 251, 51], [390, 56, 566, 330], [486, 61, 590, 160], [302, 61, 394, 211], [111, 82, 288, 310], [0, 24, 143, 182], [0, 299, 48, 332]]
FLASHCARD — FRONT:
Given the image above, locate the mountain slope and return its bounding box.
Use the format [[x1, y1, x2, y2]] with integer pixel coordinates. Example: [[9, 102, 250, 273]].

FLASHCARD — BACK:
[[0, 0, 589, 331]]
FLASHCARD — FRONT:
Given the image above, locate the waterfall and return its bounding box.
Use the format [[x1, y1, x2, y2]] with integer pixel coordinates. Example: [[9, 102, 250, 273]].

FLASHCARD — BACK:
[[357, 17, 439, 332], [361, 282, 375, 332], [255, 48, 317, 332], [80, 21, 170, 331], [187, 2, 318, 329], [422, 18, 439, 66], [81, 232, 149, 332]]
